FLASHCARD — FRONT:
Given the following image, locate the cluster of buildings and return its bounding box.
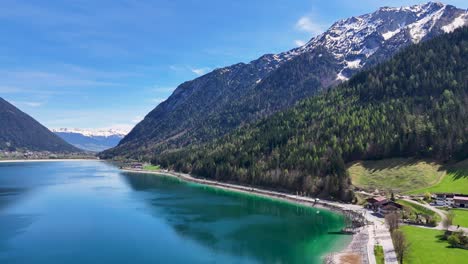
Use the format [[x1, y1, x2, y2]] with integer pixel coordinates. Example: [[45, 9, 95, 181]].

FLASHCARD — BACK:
[[434, 193, 468, 208], [365, 193, 468, 217]]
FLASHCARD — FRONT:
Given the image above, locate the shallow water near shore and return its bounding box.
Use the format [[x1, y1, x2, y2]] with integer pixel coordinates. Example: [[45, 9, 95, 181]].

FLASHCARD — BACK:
[[0, 160, 350, 263]]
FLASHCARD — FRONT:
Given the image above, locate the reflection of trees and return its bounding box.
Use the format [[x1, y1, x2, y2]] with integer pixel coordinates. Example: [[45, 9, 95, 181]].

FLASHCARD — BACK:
[[122, 172, 346, 263]]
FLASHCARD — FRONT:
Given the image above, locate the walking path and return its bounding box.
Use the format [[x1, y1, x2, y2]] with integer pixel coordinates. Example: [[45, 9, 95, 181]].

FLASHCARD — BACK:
[[400, 198, 468, 233], [401, 198, 447, 229], [365, 213, 398, 264]]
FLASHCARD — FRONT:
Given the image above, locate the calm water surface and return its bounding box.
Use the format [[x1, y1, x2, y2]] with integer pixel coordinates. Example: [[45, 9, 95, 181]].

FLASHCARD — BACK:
[[0, 161, 349, 263]]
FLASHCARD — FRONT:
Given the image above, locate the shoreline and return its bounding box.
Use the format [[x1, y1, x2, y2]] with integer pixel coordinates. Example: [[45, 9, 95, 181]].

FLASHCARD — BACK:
[[0, 158, 100, 163], [122, 168, 371, 263]]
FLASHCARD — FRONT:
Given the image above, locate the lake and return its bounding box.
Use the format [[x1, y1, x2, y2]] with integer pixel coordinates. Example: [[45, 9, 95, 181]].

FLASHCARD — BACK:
[[0, 160, 349, 263]]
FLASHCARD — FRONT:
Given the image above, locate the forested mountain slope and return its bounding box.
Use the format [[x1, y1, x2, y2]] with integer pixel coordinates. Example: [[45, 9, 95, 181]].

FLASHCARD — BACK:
[[0, 98, 81, 153], [101, 2, 467, 160], [153, 27, 468, 200]]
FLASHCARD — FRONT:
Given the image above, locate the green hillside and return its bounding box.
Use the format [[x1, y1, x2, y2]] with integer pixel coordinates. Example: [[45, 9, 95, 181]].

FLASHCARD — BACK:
[[154, 27, 468, 199]]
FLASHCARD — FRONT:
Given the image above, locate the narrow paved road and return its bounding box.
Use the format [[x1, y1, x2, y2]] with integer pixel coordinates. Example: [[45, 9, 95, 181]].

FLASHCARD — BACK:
[[401, 198, 468, 233], [401, 198, 447, 229]]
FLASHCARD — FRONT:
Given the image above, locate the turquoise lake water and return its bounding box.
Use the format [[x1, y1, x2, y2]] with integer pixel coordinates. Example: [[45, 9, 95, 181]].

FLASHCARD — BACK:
[[0, 161, 350, 263]]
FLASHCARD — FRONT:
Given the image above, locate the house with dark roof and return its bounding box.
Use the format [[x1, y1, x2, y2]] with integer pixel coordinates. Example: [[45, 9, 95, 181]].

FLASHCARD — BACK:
[[366, 196, 388, 211], [378, 201, 403, 215]]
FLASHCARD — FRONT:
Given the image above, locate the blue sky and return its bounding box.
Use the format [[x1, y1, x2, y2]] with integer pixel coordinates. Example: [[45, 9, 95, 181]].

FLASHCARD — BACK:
[[1, 0, 467, 131]]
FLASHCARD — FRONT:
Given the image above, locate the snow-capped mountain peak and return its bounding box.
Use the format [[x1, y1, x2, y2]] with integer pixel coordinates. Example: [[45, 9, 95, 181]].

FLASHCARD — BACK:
[[291, 1, 467, 81], [52, 128, 128, 138]]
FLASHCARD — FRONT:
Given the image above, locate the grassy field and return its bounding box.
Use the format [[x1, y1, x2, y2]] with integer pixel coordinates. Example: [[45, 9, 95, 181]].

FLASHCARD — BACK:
[[143, 164, 161, 171], [374, 245, 384, 264], [397, 200, 441, 222], [451, 209, 468, 227], [401, 225, 468, 264], [349, 158, 468, 194], [409, 159, 468, 194], [348, 158, 445, 193]]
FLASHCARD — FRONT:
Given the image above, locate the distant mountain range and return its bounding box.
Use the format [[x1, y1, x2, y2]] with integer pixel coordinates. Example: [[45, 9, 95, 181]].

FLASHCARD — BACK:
[[0, 98, 80, 153], [53, 128, 127, 152], [101, 1, 468, 160]]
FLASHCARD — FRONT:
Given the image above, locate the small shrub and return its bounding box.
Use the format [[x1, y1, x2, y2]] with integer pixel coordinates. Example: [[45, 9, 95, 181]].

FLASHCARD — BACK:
[[448, 234, 461, 247]]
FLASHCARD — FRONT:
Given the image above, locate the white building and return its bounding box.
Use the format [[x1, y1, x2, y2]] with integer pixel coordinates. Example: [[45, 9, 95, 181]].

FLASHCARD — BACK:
[[434, 193, 454, 207]]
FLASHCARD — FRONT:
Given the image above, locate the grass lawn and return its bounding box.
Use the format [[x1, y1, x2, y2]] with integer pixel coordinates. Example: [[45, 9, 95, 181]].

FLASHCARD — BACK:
[[401, 226, 468, 264], [143, 164, 161, 171], [348, 158, 445, 193], [451, 209, 468, 227], [374, 245, 384, 264], [398, 200, 441, 222], [408, 172, 468, 195], [408, 159, 468, 194]]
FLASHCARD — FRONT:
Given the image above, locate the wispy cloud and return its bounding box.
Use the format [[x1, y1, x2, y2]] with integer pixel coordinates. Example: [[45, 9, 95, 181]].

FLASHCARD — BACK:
[[131, 115, 144, 123], [12, 100, 45, 108], [169, 65, 211, 76], [294, 39, 306, 47], [150, 85, 176, 93], [0, 86, 22, 94], [295, 16, 325, 36], [190, 67, 211, 76], [152, 97, 167, 104]]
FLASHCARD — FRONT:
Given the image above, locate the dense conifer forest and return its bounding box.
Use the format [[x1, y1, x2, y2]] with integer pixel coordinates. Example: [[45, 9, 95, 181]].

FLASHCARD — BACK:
[[153, 27, 468, 200]]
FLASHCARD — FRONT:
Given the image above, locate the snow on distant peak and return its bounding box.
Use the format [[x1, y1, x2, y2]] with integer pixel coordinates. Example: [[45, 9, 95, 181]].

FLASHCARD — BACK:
[[52, 128, 128, 137], [245, 2, 465, 83], [408, 4, 446, 43], [442, 13, 468, 33], [382, 28, 401, 40]]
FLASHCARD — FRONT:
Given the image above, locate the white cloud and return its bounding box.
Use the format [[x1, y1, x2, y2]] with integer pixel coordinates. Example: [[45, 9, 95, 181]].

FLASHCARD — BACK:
[[190, 67, 211, 76], [295, 16, 324, 35], [150, 85, 176, 93], [294, 40, 306, 47], [131, 116, 144, 123], [169, 65, 211, 76], [12, 100, 45, 108], [151, 97, 167, 104]]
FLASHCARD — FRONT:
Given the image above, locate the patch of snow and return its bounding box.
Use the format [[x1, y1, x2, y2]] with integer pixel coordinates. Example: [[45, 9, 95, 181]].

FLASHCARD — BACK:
[[408, 5, 446, 43], [360, 46, 379, 58], [52, 128, 128, 137], [336, 70, 349, 81], [441, 13, 468, 33], [346, 59, 362, 69], [219, 68, 231, 74], [382, 29, 401, 40], [255, 79, 262, 84]]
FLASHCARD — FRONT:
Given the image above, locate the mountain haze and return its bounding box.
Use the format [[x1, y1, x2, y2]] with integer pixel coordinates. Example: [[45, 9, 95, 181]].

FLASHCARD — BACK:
[[0, 98, 81, 153], [53, 128, 126, 152], [102, 2, 468, 160]]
